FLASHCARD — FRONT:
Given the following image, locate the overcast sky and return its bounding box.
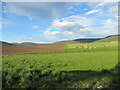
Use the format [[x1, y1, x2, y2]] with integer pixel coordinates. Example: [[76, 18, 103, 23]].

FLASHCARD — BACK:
[[1, 2, 118, 43]]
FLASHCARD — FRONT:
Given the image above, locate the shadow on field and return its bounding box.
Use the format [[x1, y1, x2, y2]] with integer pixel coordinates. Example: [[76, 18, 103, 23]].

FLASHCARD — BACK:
[[2, 62, 120, 89]]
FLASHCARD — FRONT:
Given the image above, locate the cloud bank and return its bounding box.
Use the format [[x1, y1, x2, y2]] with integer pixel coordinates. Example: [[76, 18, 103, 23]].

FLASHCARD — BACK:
[[3, 2, 118, 43]]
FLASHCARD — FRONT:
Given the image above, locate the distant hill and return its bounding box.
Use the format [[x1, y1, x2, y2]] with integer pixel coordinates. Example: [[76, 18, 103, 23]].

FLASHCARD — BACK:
[[1, 35, 119, 46], [12, 42, 49, 46], [54, 38, 103, 44], [0, 41, 16, 47], [95, 35, 119, 43], [73, 38, 102, 43], [54, 40, 80, 44], [53, 35, 119, 44], [1, 41, 49, 47], [16, 42, 37, 46]]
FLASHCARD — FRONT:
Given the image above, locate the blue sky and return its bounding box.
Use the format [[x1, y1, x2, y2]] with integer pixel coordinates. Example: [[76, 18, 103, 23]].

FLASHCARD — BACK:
[[1, 2, 118, 43]]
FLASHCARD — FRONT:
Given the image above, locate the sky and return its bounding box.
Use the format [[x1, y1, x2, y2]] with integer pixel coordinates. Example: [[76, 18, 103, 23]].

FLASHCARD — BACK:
[[0, 2, 118, 43]]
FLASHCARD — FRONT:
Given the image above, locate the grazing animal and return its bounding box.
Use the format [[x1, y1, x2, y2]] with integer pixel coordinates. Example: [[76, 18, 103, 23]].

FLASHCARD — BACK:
[[85, 47, 88, 49], [104, 45, 108, 47], [89, 47, 91, 49]]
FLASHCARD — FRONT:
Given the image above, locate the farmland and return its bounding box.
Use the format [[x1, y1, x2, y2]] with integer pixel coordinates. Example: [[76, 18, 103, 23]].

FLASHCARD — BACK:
[[2, 44, 66, 55], [2, 42, 119, 89]]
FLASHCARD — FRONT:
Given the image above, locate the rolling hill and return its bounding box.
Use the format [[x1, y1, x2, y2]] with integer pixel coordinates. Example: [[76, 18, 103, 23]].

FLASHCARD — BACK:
[[54, 38, 103, 44], [95, 35, 119, 43], [0, 41, 17, 47], [18, 42, 49, 46], [1, 35, 119, 46], [73, 38, 102, 43], [54, 35, 119, 44], [14, 42, 37, 46], [53, 40, 80, 44], [1, 41, 49, 47]]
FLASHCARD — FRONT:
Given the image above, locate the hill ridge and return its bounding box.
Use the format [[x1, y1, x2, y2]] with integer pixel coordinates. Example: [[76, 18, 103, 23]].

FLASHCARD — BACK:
[[1, 34, 119, 46]]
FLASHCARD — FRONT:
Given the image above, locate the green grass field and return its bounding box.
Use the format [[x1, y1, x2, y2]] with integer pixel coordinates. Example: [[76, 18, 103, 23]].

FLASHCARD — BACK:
[[2, 42, 119, 89]]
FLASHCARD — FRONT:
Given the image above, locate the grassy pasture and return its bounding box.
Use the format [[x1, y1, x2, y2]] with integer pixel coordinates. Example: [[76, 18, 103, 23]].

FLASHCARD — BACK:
[[2, 42, 119, 89], [66, 42, 118, 48], [95, 35, 119, 42]]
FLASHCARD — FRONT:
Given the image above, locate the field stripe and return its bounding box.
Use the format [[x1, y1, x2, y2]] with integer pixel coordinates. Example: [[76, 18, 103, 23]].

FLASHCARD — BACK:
[[2, 44, 66, 55]]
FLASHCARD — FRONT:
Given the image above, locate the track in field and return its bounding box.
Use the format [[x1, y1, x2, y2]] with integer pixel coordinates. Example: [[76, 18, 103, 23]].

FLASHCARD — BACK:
[[2, 44, 66, 55]]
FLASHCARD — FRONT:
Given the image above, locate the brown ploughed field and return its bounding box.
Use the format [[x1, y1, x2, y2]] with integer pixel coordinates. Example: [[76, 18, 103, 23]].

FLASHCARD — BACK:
[[2, 44, 66, 55]]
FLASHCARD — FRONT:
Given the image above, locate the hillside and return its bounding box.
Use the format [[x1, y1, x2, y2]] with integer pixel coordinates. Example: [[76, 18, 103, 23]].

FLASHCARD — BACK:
[[15, 42, 37, 46], [0, 41, 16, 47], [95, 35, 119, 43], [73, 38, 102, 43], [1, 41, 49, 47], [54, 38, 103, 44], [1, 35, 119, 46], [54, 35, 119, 44], [53, 40, 80, 44]]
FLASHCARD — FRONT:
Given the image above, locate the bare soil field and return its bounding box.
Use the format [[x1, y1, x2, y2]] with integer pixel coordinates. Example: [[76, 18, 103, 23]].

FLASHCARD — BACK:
[[2, 44, 66, 55]]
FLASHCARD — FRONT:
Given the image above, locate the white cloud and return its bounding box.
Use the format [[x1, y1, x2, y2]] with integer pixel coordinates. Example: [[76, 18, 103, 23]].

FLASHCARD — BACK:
[[44, 12, 118, 41], [68, 6, 74, 10], [87, 2, 100, 8], [79, 28, 88, 32], [20, 23, 117, 43], [89, 2, 116, 9], [85, 9, 100, 15], [84, 19, 118, 37], [60, 38, 68, 41], [84, 9, 87, 10], [45, 30, 61, 35], [32, 25, 40, 29], [102, 19, 118, 33], [61, 15, 93, 26], [44, 16, 93, 40], [108, 5, 118, 19], [27, 14, 32, 21], [48, 20, 84, 31], [94, 2, 110, 8], [44, 30, 78, 41], [4, 2, 118, 43]]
